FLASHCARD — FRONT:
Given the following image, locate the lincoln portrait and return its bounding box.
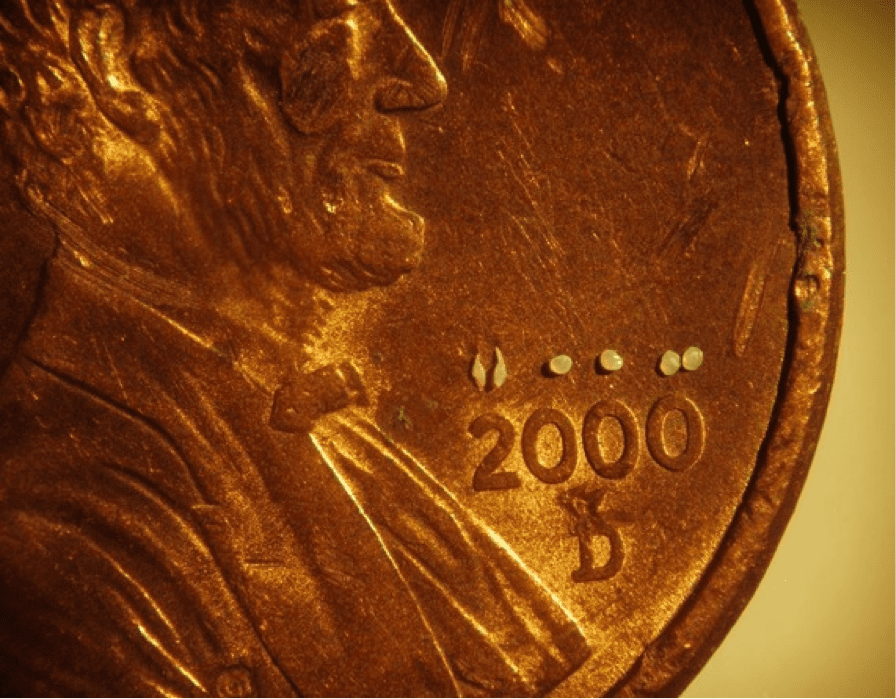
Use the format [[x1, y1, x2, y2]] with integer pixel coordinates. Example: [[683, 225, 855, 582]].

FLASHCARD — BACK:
[[0, 0, 590, 695]]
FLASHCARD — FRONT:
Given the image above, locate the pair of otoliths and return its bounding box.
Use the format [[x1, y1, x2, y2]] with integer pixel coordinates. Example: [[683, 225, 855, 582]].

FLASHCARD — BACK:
[[658, 347, 704, 376], [549, 350, 624, 377], [471, 348, 507, 391]]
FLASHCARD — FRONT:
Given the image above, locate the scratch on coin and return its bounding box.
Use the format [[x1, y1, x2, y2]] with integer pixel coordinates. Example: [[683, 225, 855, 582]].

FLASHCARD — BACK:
[[498, 0, 549, 51], [686, 131, 712, 179], [733, 236, 784, 356], [659, 197, 717, 258]]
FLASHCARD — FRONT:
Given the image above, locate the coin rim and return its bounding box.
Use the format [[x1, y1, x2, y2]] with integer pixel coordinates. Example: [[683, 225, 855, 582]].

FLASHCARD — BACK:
[[609, 0, 845, 694]]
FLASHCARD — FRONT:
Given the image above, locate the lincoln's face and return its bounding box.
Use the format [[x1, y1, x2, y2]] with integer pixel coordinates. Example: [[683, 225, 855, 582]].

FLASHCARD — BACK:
[[203, 0, 448, 292], [0, 0, 446, 296]]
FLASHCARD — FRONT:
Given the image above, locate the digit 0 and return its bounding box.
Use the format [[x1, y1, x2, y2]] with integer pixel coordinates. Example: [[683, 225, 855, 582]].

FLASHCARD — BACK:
[[521, 408, 578, 484], [582, 399, 640, 480], [646, 394, 706, 472]]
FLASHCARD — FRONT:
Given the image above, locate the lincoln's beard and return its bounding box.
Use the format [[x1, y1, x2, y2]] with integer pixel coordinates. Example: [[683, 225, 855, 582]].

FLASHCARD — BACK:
[[157, 116, 426, 296], [300, 145, 426, 293]]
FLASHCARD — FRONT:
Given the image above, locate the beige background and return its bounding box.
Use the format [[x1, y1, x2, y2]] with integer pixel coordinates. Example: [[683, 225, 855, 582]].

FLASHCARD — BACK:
[[685, 1, 895, 696]]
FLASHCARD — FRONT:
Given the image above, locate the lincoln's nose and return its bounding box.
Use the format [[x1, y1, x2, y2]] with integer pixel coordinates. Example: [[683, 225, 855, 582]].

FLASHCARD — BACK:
[[375, 11, 447, 113]]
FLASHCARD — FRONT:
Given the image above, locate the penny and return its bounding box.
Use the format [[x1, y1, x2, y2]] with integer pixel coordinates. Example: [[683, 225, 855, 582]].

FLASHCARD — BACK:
[[0, 0, 842, 696]]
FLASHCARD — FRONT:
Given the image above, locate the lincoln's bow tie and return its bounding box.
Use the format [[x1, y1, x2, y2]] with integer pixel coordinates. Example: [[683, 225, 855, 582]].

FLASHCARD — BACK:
[[269, 362, 368, 433]]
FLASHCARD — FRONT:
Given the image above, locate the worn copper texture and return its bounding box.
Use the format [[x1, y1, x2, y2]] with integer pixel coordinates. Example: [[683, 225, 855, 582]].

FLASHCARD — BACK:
[[0, 0, 843, 696]]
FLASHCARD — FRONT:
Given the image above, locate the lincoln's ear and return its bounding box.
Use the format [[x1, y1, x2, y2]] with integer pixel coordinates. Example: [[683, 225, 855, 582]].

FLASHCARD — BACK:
[[71, 4, 160, 145]]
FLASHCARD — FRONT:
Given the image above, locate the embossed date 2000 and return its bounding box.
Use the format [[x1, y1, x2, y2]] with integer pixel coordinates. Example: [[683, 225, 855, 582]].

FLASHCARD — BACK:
[[469, 393, 706, 490]]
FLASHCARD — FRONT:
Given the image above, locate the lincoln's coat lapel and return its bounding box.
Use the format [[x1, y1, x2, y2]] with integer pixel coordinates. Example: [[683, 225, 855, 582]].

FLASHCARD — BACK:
[[21, 258, 460, 696], [16, 255, 590, 697]]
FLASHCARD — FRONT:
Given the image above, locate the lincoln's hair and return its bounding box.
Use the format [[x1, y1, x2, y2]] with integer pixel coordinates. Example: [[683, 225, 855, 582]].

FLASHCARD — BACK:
[[1, 0, 541, 239], [0, 0, 220, 225]]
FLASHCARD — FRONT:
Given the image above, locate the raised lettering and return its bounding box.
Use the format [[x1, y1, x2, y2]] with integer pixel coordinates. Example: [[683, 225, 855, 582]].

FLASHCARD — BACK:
[[521, 408, 577, 485], [646, 394, 706, 471], [582, 398, 640, 479], [560, 486, 624, 582], [469, 413, 520, 491]]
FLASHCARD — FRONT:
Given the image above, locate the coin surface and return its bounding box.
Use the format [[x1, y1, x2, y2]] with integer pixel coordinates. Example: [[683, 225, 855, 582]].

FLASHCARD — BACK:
[[0, 0, 843, 696]]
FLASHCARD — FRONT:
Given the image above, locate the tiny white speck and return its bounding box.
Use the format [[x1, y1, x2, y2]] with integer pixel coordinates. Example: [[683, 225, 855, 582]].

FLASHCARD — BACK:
[[599, 350, 623, 372], [277, 187, 293, 215], [659, 350, 681, 376], [74, 250, 91, 268], [682, 346, 704, 371], [548, 354, 573, 376]]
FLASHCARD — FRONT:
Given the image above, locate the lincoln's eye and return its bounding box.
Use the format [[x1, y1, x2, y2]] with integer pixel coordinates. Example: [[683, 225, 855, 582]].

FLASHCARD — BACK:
[[280, 23, 353, 134]]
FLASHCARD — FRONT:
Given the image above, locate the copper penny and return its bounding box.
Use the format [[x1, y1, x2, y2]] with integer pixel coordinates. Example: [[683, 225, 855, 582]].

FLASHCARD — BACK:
[[0, 0, 842, 695]]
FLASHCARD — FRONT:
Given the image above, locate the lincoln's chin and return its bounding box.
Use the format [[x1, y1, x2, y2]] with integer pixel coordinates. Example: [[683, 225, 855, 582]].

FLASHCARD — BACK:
[[306, 193, 426, 294], [378, 193, 426, 272]]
